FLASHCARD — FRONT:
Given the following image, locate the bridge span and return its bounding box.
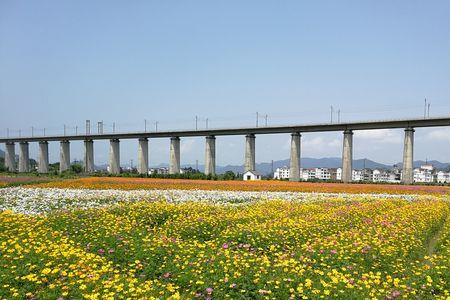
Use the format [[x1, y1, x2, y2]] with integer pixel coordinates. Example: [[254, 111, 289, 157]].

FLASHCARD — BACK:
[[2, 116, 450, 184]]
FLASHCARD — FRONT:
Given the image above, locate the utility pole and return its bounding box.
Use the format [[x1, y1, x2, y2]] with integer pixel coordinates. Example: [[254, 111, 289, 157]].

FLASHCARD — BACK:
[[144, 119, 147, 132], [206, 118, 209, 129], [265, 114, 268, 127], [428, 103, 431, 118], [195, 116, 198, 130], [31, 126, 34, 137], [43, 128, 46, 136], [256, 112, 259, 127], [338, 110, 341, 123], [86, 120, 90, 135], [424, 98, 427, 119], [155, 121, 159, 132], [271, 159, 274, 174], [113, 122, 116, 133], [75, 126, 78, 135], [330, 106, 334, 123], [64, 125, 66, 136]]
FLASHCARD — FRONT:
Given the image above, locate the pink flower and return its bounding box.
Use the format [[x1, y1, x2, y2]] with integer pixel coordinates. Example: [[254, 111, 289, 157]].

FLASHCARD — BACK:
[[98, 248, 105, 255], [163, 272, 171, 278], [205, 287, 213, 294], [330, 249, 337, 255], [361, 245, 371, 254], [108, 249, 115, 254], [222, 243, 229, 249], [230, 283, 237, 288], [391, 290, 400, 298]]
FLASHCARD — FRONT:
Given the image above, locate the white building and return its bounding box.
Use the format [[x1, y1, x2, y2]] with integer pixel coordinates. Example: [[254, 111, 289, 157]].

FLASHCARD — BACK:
[[372, 169, 383, 182], [352, 170, 363, 181], [149, 167, 169, 175], [372, 169, 401, 183], [314, 168, 331, 180], [243, 170, 261, 181], [270, 162, 450, 184], [297, 168, 332, 181], [413, 164, 434, 183], [436, 171, 450, 183], [273, 167, 290, 180], [300, 168, 315, 181], [330, 168, 342, 181]]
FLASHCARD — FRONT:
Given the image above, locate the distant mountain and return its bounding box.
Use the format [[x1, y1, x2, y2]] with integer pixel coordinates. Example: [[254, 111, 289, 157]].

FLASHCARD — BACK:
[[107, 157, 450, 175], [178, 158, 450, 175], [396, 160, 450, 170], [209, 158, 392, 175]]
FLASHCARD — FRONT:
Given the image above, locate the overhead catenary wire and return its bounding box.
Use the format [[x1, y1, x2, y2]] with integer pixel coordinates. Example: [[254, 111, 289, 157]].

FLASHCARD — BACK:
[[3, 100, 450, 138]]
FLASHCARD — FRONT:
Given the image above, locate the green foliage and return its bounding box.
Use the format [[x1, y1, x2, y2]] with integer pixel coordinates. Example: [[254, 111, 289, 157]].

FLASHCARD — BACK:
[[222, 170, 237, 180], [91, 170, 240, 181], [70, 164, 83, 174]]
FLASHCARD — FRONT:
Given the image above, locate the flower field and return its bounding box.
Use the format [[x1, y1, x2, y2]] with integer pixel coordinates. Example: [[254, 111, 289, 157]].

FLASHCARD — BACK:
[[30, 177, 450, 195], [0, 187, 416, 215], [0, 175, 54, 188], [0, 185, 449, 299]]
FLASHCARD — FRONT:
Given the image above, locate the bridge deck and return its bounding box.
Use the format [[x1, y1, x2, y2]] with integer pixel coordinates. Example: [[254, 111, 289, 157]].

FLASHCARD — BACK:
[[1, 117, 450, 143]]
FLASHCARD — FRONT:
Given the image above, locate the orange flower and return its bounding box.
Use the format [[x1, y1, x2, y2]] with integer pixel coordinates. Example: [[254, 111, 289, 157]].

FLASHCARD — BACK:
[[28, 176, 450, 195]]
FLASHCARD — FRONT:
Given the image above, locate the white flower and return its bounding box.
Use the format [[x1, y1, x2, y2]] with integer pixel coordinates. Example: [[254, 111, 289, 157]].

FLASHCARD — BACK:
[[0, 187, 428, 216]]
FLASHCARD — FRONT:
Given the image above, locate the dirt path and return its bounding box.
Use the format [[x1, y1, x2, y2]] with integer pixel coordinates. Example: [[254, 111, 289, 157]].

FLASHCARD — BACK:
[[425, 216, 448, 258]]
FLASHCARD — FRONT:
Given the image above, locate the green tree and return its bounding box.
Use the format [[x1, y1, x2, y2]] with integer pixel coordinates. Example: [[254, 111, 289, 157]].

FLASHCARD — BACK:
[[221, 171, 236, 180], [70, 164, 83, 174]]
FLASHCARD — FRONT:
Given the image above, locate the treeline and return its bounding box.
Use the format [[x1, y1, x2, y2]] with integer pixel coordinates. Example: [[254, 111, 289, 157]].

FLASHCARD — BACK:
[[92, 170, 239, 181]]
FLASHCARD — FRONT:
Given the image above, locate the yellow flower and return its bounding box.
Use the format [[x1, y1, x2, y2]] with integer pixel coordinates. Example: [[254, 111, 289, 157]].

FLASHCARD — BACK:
[[41, 268, 52, 275]]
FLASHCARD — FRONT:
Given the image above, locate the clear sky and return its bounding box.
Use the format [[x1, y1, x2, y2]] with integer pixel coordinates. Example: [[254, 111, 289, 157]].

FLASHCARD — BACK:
[[1, 0, 450, 166]]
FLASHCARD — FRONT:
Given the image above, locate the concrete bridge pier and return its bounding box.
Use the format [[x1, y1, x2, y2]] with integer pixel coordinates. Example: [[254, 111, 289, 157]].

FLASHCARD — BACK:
[[18, 141, 30, 173], [5, 142, 15, 172], [402, 127, 415, 184], [84, 140, 94, 173], [38, 141, 49, 173], [205, 135, 216, 175], [244, 134, 256, 172], [60, 140, 70, 173], [289, 132, 301, 181], [138, 138, 149, 175], [109, 139, 120, 174], [169, 137, 180, 174], [342, 130, 353, 183]]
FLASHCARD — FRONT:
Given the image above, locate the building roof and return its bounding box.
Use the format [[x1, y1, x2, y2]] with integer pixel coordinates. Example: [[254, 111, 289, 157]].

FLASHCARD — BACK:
[[243, 170, 261, 176]]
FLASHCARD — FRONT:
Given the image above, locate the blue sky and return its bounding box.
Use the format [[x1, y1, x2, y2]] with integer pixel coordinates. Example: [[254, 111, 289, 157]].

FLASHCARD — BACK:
[[1, 1, 450, 166]]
